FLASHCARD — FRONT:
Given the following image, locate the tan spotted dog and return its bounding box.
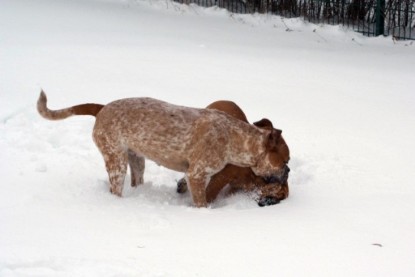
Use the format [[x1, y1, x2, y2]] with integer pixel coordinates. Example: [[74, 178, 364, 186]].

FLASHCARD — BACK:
[[37, 91, 288, 207], [177, 100, 290, 206]]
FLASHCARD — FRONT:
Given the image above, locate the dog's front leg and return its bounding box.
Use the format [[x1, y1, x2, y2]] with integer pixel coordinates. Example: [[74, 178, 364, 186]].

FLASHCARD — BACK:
[[187, 177, 208, 208], [186, 168, 208, 208]]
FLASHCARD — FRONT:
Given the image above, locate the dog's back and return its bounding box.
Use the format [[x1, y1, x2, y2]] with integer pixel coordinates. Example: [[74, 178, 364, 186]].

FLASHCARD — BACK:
[[94, 97, 201, 142], [92, 97, 258, 173]]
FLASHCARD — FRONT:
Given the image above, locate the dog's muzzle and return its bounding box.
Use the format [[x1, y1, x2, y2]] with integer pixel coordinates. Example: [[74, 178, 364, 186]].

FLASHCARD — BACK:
[[258, 196, 280, 207], [263, 165, 290, 184]]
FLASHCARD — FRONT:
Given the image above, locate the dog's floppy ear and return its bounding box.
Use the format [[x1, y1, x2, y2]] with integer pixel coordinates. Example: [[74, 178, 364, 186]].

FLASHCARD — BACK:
[[253, 118, 274, 130], [266, 128, 282, 149]]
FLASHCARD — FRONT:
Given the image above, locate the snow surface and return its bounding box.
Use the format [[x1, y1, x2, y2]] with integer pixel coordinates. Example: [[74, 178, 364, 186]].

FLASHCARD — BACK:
[[1, 0, 415, 276]]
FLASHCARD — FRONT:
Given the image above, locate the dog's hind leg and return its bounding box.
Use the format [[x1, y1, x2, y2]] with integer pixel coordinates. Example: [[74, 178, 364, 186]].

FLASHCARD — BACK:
[[128, 150, 145, 187], [93, 130, 128, 196], [103, 150, 128, 197]]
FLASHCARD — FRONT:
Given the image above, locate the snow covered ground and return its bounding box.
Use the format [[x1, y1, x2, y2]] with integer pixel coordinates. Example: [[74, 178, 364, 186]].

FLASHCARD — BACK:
[[1, 0, 415, 276]]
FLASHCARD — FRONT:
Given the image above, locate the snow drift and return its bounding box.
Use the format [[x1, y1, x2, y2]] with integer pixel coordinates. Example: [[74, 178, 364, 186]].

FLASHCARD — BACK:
[[1, 0, 415, 276]]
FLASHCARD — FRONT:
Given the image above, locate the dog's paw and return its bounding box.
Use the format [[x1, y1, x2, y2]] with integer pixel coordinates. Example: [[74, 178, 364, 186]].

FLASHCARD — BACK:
[[176, 178, 188, 194], [257, 196, 280, 207], [131, 176, 144, 187], [110, 186, 123, 197]]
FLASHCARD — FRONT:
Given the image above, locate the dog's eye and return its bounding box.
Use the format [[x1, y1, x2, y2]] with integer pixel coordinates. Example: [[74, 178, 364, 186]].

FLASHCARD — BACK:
[[263, 175, 279, 184]]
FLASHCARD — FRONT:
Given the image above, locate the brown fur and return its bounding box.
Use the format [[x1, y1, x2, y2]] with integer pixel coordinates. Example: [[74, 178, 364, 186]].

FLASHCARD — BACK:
[[178, 100, 290, 205], [37, 92, 103, 119], [37, 91, 288, 207]]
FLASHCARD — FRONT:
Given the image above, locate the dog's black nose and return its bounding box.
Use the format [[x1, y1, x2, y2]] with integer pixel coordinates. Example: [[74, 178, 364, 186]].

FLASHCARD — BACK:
[[281, 165, 290, 183], [258, 197, 280, 207]]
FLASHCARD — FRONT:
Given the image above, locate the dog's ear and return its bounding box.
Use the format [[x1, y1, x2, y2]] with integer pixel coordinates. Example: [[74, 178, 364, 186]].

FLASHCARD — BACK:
[[266, 128, 282, 149], [253, 118, 274, 130]]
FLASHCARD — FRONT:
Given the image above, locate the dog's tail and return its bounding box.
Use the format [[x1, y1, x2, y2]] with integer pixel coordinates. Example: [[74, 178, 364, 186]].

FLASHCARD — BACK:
[[37, 90, 104, 120]]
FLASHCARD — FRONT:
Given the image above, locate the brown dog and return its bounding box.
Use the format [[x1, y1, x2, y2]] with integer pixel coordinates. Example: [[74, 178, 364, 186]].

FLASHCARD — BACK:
[[177, 101, 290, 206], [37, 92, 289, 207]]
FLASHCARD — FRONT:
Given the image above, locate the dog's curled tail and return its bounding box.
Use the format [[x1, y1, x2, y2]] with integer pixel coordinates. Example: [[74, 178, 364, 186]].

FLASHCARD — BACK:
[[37, 90, 104, 120]]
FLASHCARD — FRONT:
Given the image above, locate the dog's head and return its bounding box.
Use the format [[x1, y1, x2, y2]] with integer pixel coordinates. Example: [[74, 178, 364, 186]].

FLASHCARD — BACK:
[[255, 178, 290, 206], [250, 118, 290, 187], [233, 175, 289, 206]]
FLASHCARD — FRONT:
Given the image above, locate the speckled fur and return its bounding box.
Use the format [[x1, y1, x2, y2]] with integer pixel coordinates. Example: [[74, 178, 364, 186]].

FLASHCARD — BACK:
[[178, 100, 290, 204], [37, 92, 286, 207]]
